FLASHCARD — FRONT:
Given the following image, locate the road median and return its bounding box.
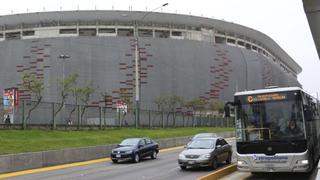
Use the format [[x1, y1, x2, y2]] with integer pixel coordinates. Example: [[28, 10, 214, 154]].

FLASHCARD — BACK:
[[197, 164, 237, 180]]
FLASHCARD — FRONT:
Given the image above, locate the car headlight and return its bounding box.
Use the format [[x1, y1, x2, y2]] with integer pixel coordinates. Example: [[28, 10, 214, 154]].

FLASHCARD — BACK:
[[179, 154, 185, 159], [125, 150, 133, 154], [112, 150, 117, 154], [296, 160, 308, 165], [201, 153, 211, 159]]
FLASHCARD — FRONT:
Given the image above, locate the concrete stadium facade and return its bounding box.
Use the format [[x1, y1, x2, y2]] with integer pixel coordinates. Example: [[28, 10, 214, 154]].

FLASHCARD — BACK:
[[0, 10, 302, 109]]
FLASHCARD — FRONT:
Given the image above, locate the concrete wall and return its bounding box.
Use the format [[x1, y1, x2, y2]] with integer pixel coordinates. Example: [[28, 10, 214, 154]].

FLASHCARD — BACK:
[[0, 37, 300, 124], [0, 131, 234, 174]]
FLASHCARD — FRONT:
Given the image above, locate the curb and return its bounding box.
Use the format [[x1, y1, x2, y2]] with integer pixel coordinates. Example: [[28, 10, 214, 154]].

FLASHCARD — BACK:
[[197, 164, 237, 180]]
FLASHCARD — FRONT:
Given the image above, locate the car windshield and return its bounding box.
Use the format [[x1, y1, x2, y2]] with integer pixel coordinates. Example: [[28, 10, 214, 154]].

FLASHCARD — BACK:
[[192, 133, 217, 140], [187, 139, 215, 149], [119, 138, 140, 146]]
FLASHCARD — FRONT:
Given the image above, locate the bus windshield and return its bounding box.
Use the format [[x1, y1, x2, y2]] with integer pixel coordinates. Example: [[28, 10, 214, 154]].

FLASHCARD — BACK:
[[235, 91, 306, 142]]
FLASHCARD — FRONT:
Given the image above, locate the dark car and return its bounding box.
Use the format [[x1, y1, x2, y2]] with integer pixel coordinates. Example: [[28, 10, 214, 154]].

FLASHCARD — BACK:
[[111, 138, 159, 163], [178, 137, 232, 170]]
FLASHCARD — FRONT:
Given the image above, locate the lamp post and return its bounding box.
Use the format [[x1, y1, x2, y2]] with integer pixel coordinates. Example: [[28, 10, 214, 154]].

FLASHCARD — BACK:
[[134, 3, 168, 128], [58, 54, 70, 123]]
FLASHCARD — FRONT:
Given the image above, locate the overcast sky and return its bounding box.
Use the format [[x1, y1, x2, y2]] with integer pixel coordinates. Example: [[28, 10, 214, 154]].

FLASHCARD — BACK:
[[1, 0, 319, 96]]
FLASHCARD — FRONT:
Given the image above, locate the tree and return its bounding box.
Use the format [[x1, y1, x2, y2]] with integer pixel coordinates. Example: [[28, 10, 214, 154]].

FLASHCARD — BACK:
[[22, 73, 44, 122], [209, 99, 225, 115], [166, 95, 184, 127], [79, 82, 95, 122], [54, 73, 78, 118], [67, 86, 82, 125], [154, 96, 167, 112], [154, 95, 184, 127], [185, 97, 208, 127], [185, 98, 208, 114]]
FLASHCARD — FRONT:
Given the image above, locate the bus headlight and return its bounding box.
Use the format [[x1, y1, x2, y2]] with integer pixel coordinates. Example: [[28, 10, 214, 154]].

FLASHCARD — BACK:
[[237, 160, 247, 166], [296, 160, 308, 165]]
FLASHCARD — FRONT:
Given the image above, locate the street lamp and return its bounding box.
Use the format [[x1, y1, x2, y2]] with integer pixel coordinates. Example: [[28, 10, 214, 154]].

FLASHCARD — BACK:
[[134, 3, 168, 128], [58, 54, 70, 123]]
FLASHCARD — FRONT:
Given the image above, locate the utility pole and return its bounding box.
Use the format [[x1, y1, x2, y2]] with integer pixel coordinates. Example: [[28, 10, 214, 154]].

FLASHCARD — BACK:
[[134, 3, 168, 128]]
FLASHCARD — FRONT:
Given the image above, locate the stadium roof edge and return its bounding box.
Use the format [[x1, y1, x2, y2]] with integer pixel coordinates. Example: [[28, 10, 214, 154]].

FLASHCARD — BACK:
[[0, 10, 302, 74]]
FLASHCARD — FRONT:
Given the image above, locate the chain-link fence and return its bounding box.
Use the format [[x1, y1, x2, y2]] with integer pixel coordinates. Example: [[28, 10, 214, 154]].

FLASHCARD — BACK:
[[0, 99, 234, 129]]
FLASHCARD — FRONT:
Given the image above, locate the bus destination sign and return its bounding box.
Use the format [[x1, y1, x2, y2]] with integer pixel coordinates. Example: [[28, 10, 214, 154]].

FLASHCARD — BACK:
[[247, 93, 286, 103]]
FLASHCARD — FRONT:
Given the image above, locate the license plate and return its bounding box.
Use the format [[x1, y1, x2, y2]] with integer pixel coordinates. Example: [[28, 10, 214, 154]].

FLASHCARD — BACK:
[[116, 154, 121, 158], [188, 161, 195, 164]]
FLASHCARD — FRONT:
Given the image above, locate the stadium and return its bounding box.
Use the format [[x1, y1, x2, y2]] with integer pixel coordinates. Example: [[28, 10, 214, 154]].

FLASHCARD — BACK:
[[0, 10, 302, 125]]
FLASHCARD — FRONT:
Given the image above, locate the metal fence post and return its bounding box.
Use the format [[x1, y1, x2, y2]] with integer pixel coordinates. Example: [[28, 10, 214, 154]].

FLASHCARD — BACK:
[[173, 111, 176, 128], [22, 100, 26, 130], [182, 114, 185, 127], [227, 117, 229, 127], [77, 105, 80, 130], [99, 107, 102, 130], [103, 107, 106, 126], [148, 110, 151, 128], [52, 102, 56, 130], [192, 114, 195, 127], [118, 110, 121, 128], [161, 111, 164, 128]]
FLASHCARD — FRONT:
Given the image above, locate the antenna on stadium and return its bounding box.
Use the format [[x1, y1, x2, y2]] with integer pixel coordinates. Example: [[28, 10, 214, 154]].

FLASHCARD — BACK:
[[95, 5, 97, 10], [112, 6, 114, 10], [60, 6, 62, 11], [26, 9, 29, 13], [43, 7, 46, 12], [77, 5, 79, 11]]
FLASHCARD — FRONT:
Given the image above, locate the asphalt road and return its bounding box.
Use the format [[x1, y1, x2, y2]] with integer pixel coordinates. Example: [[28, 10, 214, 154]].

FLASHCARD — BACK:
[[5, 139, 236, 180], [221, 162, 319, 180]]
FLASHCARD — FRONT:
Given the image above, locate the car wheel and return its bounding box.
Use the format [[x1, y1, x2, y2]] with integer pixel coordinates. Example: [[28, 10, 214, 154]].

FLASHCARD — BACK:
[[212, 157, 218, 169], [112, 159, 118, 163], [151, 151, 157, 159], [226, 153, 232, 164], [180, 165, 187, 170], [133, 153, 140, 163]]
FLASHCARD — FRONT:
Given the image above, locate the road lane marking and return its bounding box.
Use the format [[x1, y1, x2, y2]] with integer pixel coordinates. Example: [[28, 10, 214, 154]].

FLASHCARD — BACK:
[[0, 145, 186, 179], [0, 158, 111, 179], [160, 146, 184, 152], [0, 136, 235, 179]]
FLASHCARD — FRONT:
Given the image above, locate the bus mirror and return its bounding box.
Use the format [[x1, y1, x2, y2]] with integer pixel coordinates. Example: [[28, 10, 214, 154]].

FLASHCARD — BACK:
[[224, 104, 230, 118], [225, 101, 235, 106], [304, 107, 312, 121]]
